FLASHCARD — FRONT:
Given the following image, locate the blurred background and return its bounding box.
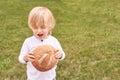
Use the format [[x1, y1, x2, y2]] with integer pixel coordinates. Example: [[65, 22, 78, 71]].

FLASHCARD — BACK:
[[0, 0, 120, 80]]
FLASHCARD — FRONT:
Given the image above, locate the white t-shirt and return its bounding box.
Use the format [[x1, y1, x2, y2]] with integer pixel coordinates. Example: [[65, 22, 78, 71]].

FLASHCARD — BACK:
[[18, 35, 65, 80]]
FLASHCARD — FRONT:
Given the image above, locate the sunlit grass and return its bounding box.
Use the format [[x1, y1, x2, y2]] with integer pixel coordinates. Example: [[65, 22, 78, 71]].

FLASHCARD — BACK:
[[0, 0, 120, 80]]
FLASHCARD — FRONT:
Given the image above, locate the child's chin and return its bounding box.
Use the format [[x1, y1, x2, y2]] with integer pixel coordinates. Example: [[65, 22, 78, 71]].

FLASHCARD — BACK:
[[36, 36, 44, 40], [38, 37, 44, 40]]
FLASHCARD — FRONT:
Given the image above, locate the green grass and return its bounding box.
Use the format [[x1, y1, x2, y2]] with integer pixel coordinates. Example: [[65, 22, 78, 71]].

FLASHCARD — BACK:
[[0, 0, 120, 80]]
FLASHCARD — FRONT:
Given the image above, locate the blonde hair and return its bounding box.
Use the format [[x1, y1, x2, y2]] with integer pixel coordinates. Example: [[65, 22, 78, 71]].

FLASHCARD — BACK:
[[28, 6, 56, 34]]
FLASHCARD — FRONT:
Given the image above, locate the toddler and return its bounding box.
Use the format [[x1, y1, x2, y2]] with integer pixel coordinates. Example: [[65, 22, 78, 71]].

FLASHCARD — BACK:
[[18, 6, 65, 80]]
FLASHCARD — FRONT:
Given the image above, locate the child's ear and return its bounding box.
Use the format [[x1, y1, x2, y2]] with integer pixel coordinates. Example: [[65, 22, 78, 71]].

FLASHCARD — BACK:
[[48, 30, 52, 35]]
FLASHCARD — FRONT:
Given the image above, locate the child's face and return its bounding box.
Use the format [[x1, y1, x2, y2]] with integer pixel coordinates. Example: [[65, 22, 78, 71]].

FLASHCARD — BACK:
[[31, 26, 49, 40]]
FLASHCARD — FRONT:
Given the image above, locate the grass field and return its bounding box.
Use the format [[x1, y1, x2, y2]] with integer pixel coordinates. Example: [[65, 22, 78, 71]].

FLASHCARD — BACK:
[[0, 0, 120, 80]]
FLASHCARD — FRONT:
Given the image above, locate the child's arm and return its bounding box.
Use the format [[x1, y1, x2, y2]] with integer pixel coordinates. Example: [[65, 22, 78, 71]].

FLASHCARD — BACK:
[[18, 39, 32, 64], [55, 49, 63, 59], [23, 52, 35, 62], [53, 37, 65, 60]]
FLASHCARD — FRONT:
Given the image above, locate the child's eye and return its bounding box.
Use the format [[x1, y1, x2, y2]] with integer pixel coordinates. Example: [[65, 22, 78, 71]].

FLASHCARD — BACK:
[[33, 27, 38, 29], [42, 27, 46, 29], [41, 26, 47, 29]]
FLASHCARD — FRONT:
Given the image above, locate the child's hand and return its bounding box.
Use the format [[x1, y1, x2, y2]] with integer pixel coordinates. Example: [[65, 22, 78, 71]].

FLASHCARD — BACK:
[[55, 49, 62, 59], [24, 52, 35, 62]]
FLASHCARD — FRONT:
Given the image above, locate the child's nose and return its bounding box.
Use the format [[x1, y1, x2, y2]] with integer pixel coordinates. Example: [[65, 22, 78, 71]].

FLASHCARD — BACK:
[[38, 28, 42, 33]]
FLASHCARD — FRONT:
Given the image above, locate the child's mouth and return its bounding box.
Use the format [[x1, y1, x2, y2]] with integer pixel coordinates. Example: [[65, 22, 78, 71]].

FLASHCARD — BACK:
[[37, 34, 44, 37]]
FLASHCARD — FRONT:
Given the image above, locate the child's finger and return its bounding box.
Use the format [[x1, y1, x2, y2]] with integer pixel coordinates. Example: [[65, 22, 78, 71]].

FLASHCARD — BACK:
[[29, 52, 33, 55], [29, 54, 35, 59], [54, 49, 59, 53]]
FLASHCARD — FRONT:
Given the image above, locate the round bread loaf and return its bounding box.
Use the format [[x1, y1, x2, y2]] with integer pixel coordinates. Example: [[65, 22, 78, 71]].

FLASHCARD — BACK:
[[32, 45, 58, 72]]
